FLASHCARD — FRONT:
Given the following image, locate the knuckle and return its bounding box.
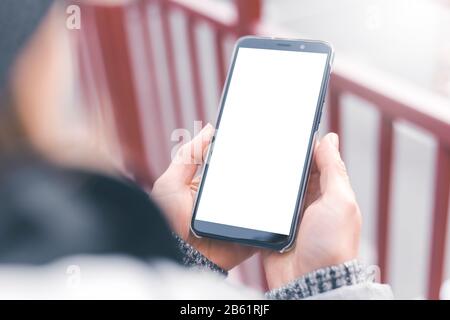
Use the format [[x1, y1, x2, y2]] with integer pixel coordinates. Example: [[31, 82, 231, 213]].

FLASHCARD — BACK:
[[178, 143, 189, 156], [176, 143, 193, 164], [335, 158, 348, 177], [340, 195, 360, 218]]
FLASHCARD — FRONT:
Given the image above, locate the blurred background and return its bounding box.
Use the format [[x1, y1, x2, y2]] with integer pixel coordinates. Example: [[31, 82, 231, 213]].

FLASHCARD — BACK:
[[20, 0, 450, 299]]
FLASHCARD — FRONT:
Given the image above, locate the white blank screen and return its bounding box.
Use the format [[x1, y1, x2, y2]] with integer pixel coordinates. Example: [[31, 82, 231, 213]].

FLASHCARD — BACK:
[[195, 47, 328, 235]]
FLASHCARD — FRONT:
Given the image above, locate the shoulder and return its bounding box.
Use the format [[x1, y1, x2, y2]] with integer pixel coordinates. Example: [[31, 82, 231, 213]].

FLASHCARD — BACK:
[[0, 157, 179, 264]]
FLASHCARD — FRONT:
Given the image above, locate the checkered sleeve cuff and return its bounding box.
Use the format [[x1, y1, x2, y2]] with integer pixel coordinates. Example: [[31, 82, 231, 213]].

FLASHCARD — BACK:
[[265, 260, 365, 299], [174, 234, 228, 277]]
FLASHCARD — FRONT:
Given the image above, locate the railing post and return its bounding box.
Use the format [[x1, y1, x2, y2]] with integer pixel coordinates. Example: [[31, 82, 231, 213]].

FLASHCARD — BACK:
[[93, 4, 154, 185], [377, 115, 394, 284], [139, 0, 171, 169], [235, 0, 262, 35], [214, 30, 226, 94], [428, 142, 450, 299], [328, 83, 341, 142], [160, 0, 184, 129], [187, 17, 207, 122]]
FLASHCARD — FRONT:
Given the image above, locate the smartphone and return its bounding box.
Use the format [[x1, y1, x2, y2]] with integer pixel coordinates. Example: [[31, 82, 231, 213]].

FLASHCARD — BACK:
[[191, 36, 333, 252]]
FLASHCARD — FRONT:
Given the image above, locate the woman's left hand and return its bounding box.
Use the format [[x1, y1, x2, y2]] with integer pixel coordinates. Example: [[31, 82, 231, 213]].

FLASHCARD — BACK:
[[151, 124, 256, 271]]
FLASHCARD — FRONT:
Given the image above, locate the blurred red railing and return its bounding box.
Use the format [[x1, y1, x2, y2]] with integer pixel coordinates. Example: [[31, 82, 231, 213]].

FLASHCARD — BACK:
[[75, 0, 450, 299], [328, 58, 450, 299]]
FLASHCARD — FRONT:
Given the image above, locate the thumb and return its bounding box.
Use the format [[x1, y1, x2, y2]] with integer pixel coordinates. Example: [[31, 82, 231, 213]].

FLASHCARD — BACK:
[[315, 133, 351, 196], [167, 123, 214, 183]]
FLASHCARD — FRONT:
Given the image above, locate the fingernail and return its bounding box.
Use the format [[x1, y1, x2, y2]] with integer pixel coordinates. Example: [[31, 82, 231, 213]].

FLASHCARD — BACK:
[[329, 133, 339, 149]]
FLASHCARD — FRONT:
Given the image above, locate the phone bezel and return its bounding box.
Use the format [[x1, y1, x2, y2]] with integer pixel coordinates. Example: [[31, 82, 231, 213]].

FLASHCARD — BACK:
[[190, 36, 334, 252]]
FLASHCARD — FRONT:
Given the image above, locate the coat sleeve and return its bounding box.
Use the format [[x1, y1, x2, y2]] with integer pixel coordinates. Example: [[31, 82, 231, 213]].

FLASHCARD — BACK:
[[174, 236, 394, 300]]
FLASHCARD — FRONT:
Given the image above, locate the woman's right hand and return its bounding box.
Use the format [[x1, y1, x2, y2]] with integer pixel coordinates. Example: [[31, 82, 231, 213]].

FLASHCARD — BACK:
[[263, 133, 362, 290]]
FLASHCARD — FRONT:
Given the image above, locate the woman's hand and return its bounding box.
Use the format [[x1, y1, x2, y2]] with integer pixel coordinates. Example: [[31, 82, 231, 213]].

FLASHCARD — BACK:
[[151, 124, 255, 270], [263, 133, 362, 289]]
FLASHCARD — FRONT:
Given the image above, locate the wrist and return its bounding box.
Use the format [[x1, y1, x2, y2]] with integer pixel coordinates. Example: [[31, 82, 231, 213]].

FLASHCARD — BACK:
[[297, 252, 358, 279], [265, 253, 358, 290], [173, 233, 228, 276]]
